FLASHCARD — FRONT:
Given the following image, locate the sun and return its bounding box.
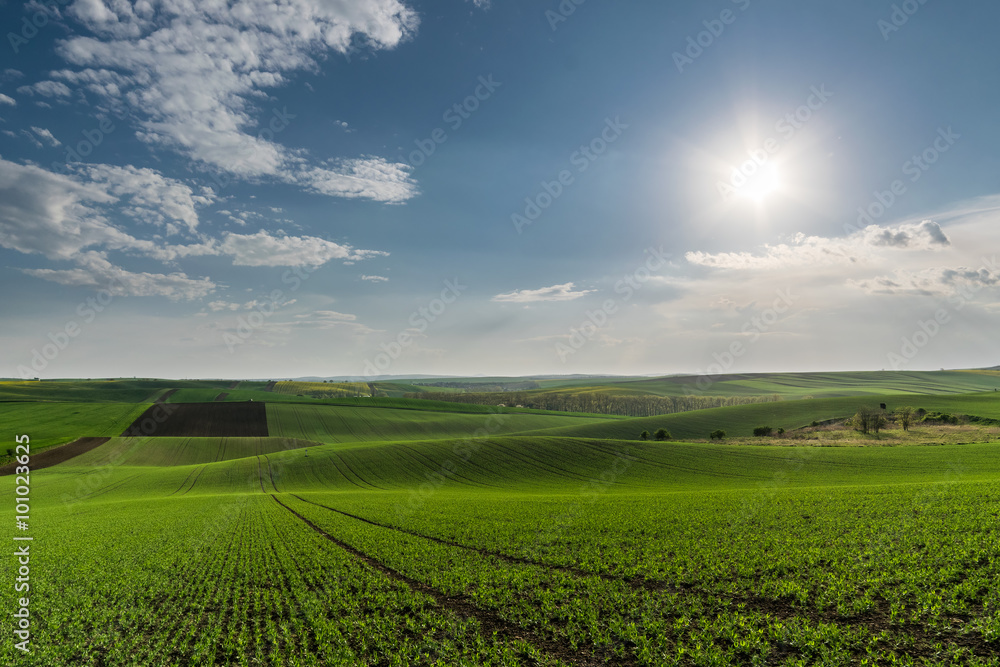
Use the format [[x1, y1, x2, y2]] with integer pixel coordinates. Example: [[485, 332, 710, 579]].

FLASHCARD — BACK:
[[735, 163, 782, 203]]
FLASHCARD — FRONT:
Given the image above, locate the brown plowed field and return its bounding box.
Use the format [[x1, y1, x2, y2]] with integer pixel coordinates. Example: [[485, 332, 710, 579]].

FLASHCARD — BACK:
[[0, 437, 111, 475], [154, 388, 178, 403], [121, 402, 268, 437]]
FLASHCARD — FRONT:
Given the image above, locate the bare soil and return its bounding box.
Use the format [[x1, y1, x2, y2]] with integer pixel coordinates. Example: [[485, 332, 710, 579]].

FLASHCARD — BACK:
[[0, 436, 110, 475], [121, 402, 268, 437]]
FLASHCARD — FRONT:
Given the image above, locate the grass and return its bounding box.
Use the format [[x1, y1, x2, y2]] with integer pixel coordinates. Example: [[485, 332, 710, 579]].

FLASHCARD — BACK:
[[524, 391, 1000, 440], [266, 402, 611, 445], [3, 379, 1000, 665], [0, 402, 149, 453]]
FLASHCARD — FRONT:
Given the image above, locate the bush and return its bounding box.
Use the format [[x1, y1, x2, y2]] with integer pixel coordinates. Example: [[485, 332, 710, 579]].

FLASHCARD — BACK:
[[639, 430, 650, 441], [922, 412, 959, 425], [810, 420, 819, 427], [709, 430, 726, 440], [654, 428, 671, 441], [753, 426, 773, 437], [777, 427, 785, 435]]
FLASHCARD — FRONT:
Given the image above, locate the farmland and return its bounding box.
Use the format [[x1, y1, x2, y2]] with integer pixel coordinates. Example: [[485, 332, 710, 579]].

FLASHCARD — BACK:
[[2, 376, 1000, 665]]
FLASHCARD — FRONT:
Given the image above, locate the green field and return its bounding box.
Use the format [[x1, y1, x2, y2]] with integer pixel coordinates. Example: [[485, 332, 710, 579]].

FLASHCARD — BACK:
[[266, 403, 614, 445], [530, 370, 1000, 398], [2, 376, 1000, 665], [0, 402, 150, 451], [527, 391, 1000, 441]]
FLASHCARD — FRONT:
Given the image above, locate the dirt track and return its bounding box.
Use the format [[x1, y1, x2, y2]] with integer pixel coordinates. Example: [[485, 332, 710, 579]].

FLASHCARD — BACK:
[[121, 402, 268, 437], [0, 437, 111, 475]]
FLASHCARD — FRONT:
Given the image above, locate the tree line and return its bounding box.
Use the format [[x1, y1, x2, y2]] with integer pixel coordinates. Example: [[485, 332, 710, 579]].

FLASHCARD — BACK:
[[404, 390, 782, 417]]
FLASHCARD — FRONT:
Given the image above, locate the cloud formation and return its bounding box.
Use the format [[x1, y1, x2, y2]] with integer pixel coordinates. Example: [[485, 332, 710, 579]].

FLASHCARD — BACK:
[[686, 221, 951, 270], [849, 266, 1000, 297], [49, 0, 420, 202], [0, 156, 389, 297], [492, 282, 594, 303]]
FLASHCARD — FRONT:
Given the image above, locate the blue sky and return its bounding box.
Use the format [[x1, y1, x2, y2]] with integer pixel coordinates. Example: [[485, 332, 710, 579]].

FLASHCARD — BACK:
[[1, 0, 999, 379]]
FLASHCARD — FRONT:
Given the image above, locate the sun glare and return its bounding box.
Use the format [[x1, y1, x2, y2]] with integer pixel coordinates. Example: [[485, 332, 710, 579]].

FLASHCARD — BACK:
[[735, 163, 782, 203]]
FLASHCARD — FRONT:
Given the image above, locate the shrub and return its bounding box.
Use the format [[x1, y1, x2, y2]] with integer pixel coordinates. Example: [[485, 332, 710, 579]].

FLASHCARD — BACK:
[[709, 430, 726, 440], [639, 430, 650, 441], [777, 427, 785, 435], [654, 428, 671, 441], [810, 420, 820, 427], [753, 426, 773, 437]]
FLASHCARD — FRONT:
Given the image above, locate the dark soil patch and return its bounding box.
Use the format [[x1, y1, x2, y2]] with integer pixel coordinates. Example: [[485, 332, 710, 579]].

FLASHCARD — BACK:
[[155, 388, 178, 403], [263, 381, 277, 392], [214, 393, 229, 402], [0, 436, 110, 475], [121, 402, 268, 438]]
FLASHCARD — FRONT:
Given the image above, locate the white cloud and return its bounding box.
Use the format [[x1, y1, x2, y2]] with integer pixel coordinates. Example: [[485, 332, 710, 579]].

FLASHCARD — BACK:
[[80, 163, 215, 233], [0, 158, 124, 260], [30, 126, 61, 146], [23, 251, 215, 300], [686, 221, 951, 271], [19, 130, 44, 149], [492, 282, 595, 303], [218, 230, 387, 267], [849, 265, 1000, 297], [301, 158, 418, 203], [53, 0, 420, 201], [0, 157, 218, 260], [207, 300, 241, 311], [0, 94, 15, 106], [361, 274, 389, 282], [16, 81, 73, 97]]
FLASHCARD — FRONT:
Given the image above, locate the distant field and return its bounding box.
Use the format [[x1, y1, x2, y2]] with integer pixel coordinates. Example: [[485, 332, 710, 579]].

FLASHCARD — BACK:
[[533, 370, 1000, 398], [0, 379, 238, 403], [527, 391, 1000, 441], [274, 380, 371, 398], [266, 403, 610, 445], [0, 402, 149, 451], [68, 436, 323, 468]]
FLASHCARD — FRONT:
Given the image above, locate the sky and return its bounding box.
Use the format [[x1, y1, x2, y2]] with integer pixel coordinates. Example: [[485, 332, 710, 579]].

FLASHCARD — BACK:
[[1, 0, 999, 380]]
